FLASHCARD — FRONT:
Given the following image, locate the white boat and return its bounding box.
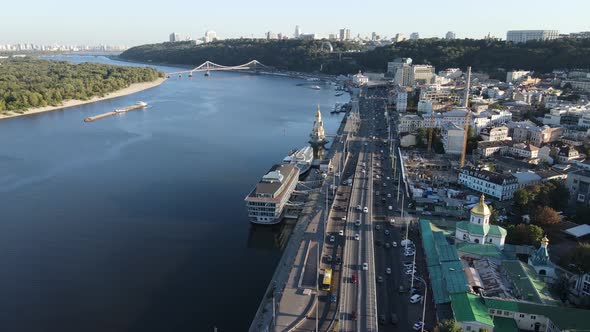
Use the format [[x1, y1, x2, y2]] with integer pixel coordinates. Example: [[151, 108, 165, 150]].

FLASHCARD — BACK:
[[283, 146, 313, 177], [310, 85, 321, 90], [244, 164, 300, 225]]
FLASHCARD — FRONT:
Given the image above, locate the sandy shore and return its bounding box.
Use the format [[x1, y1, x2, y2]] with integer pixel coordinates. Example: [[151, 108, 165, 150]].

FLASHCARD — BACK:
[[0, 77, 167, 121]]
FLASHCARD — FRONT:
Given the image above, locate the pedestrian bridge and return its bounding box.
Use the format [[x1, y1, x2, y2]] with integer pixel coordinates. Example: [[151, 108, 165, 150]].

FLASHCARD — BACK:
[[166, 60, 269, 77]]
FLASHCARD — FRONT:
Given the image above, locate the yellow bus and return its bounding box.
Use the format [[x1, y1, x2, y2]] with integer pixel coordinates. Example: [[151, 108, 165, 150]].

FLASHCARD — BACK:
[[321, 268, 332, 291]]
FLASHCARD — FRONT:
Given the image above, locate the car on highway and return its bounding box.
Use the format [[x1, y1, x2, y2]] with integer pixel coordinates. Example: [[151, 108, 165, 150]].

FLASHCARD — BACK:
[[341, 216, 347, 221], [392, 241, 398, 247], [336, 257, 342, 265], [388, 205, 393, 211], [354, 233, 360, 241], [384, 242, 390, 249], [405, 251, 416, 257], [362, 262, 368, 271], [386, 267, 391, 274], [351, 273, 357, 284], [331, 294, 337, 303], [339, 230, 344, 236], [413, 321, 425, 330], [405, 269, 417, 275], [387, 193, 392, 198], [377, 276, 383, 283], [356, 205, 362, 211], [384, 229, 390, 236], [354, 219, 361, 227], [329, 235, 335, 243], [363, 206, 368, 213], [410, 294, 423, 304], [389, 218, 395, 225], [351, 310, 357, 320], [375, 224, 381, 230]]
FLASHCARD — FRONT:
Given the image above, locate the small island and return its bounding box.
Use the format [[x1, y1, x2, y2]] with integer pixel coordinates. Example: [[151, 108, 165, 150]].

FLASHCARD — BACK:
[[0, 58, 164, 120]]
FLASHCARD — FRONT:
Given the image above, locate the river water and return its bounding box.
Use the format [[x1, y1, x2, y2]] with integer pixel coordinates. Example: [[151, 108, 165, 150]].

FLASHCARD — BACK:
[[0, 55, 348, 331]]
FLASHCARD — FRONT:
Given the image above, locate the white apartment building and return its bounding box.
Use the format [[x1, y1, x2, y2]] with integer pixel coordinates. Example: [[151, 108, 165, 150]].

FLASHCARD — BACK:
[[441, 122, 465, 155], [480, 126, 509, 142], [445, 31, 456, 40], [424, 109, 469, 128], [398, 115, 423, 133], [506, 70, 531, 82], [458, 167, 519, 201], [394, 87, 408, 112], [352, 71, 369, 86], [506, 30, 559, 43], [562, 79, 590, 92], [508, 143, 539, 159], [411, 65, 435, 85]]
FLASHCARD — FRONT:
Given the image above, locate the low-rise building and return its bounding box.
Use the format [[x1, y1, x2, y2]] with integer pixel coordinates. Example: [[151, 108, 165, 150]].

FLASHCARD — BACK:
[[458, 167, 519, 201], [352, 71, 369, 86], [398, 114, 422, 133], [480, 126, 510, 142], [477, 140, 512, 158], [508, 143, 539, 159], [455, 194, 506, 249], [566, 169, 590, 205]]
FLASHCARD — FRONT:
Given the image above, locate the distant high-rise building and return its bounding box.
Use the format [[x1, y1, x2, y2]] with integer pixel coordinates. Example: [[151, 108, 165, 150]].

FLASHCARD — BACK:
[[169, 32, 180, 42], [445, 31, 456, 40], [393, 33, 406, 42], [371, 32, 377, 41], [506, 30, 559, 43], [345, 29, 351, 41], [410, 32, 419, 40], [339, 29, 345, 41], [277, 33, 284, 40], [294, 25, 302, 39], [266, 31, 277, 40], [328, 34, 337, 41], [204, 30, 217, 43]]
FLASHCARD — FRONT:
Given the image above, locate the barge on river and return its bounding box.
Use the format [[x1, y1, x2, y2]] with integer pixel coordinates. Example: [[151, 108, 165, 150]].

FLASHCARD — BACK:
[[84, 101, 147, 123]]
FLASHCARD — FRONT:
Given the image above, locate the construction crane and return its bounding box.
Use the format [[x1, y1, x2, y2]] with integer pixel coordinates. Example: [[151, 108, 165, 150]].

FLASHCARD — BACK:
[[460, 66, 472, 168], [427, 110, 435, 154]]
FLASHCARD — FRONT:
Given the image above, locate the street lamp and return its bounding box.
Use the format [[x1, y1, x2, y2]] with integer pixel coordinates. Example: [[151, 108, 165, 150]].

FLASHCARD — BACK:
[[415, 276, 428, 332]]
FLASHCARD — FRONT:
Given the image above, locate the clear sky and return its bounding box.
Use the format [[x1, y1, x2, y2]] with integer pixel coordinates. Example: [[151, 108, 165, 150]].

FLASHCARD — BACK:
[[1, 0, 589, 46]]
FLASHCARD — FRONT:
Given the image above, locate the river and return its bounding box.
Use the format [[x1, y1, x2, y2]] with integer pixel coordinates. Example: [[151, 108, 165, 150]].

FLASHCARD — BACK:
[[0, 55, 348, 331]]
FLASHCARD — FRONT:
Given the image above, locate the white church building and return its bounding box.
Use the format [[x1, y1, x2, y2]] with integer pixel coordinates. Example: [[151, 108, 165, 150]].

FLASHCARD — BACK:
[[455, 194, 507, 249]]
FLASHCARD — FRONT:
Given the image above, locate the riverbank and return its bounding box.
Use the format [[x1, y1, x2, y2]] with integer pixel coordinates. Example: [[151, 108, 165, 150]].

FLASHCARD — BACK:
[[0, 77, 166, 121]]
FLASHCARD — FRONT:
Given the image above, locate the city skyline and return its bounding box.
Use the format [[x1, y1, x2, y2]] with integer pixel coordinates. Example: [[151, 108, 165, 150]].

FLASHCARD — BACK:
[[1, 0, 589, 46]]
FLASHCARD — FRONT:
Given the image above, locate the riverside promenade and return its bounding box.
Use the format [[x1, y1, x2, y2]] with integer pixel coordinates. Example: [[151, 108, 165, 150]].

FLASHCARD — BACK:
[[249, 109, 354, 332]]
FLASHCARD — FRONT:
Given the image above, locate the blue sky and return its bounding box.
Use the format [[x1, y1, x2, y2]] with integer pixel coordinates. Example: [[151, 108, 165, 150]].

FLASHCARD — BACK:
[[1, 0, 588, 46]]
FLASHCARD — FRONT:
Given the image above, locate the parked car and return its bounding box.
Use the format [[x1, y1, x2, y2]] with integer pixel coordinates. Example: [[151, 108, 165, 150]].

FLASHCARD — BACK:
[[351, 310, 357, 320], [326, 256, 333, 263], [351, 273, 357, 283], [377, 276, 383, 283], [386, 267, 391, 274], [384, 242, 390, 249], [355, 234, 360, 241], [339, 230, 344, 236], [330, 235, 335, 243], [405, 251, 415, 257], [384, 229, 390, 236], [331, 294, 337, 303], [336, 257, 342, 265], [379, 314, 386, 325], [410, 294, 423, 304], [375, 224, 381, 230], [389, 218, 395, 225], [413, 321, 425, 330], [392, 241, 398, 247]]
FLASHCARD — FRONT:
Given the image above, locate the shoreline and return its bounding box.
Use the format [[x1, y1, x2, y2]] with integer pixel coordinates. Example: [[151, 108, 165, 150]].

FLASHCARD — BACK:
[[0, 77, 167, 121]]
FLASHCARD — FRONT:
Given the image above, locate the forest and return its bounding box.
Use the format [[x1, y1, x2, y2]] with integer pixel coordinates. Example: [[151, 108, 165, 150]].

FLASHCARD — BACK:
[[121, 38, 590, 77], [0, 58, 161, 113]]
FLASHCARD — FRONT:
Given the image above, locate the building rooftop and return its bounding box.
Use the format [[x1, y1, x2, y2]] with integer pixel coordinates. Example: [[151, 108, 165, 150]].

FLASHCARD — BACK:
[[247, 164, 298, 199], [461, 167, 517, 185], [450, 293, 494, 327], [471, 194, 492, 216]]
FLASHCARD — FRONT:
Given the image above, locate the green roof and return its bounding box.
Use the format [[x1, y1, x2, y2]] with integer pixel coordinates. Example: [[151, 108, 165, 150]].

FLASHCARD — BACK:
[[456, 242, 504, 259], [484, 298, 590, 331], [501, 261, 543, 304], [437, 244, 460, 262], [419, 219, 440, 267], [441, 261, 470, 294], [456, 221, 489, 236], [488, 225, 507, 237], [492, 316, 519, 332], [450, 293, 494, 327], [428, 264, 450, 304]]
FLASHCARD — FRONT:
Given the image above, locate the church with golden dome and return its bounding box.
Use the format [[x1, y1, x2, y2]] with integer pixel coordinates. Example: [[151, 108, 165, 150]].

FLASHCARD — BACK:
[[455, 194, 507, 249]]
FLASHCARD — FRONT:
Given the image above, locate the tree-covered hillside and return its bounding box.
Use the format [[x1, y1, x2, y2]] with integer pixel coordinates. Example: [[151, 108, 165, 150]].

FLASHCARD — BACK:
[[120, 39, 363, 74], [0, 58, 162, 113], [121, 38, 590, 76]]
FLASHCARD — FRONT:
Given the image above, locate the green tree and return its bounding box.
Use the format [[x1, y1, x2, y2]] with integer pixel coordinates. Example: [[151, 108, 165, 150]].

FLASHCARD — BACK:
[[562, 243, 590, 273], [514, 189, 530, 213], [438, 319, 463, 332], [531, 206, 560, 226], [551, 275, 571, 303], [506, 224, 544, 246]]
